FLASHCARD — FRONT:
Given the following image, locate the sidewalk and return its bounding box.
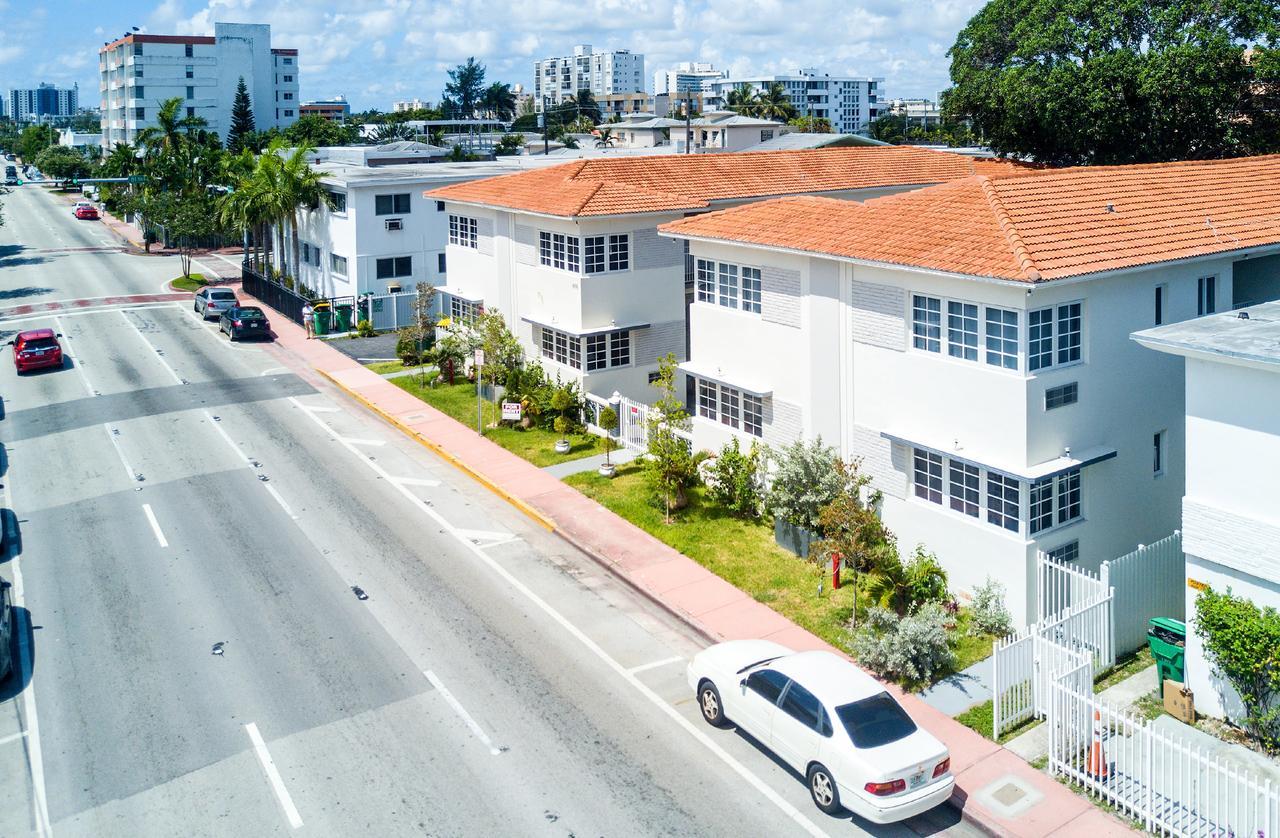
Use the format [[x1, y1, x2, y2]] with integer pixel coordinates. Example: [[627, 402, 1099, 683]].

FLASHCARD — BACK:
[[246, 290, 1137, 837]]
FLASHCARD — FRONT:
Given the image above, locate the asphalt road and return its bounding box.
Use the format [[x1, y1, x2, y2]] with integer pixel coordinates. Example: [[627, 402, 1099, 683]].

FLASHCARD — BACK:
[[0, 185, 982, 837]]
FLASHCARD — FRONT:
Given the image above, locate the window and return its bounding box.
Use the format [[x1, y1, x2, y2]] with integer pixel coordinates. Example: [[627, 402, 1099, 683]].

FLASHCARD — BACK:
[[745, 669, 788, 704], [718, 263, 739, 308], [283, 109, 294, 117], [1028, 308, 1054, 371], [913, 449, 943, 504], [584, 235, 606, 274], [1028, 470, 1086, 533], [743, 394, 764, 437], [187, 107, 195, 118], [184, 43, 193, 58], [329, 254, 347, 276], [539, 327, 580, 369], [947, 301, 978, 361], [1057, 470, 1081, 525], [608, 234, 629, 271], [283, 92, 294, 101], [609, 331, 630, 367], [949, 461, 980, 517], [695, 380, 762, 437], [185, 66, 194, 79], [134, 86, 145, 99], [987, 473, 1019, 532], [134, 107, 145, 120], [836, 692, 917, 749], [985, 308, 1018, 370], [1057, 303, 1081, 365], [436, 201, 445, 212], [449, 215, 478, 248], [326, 190, 346, 213], [698, 379, 717, 420], [437, 253, 446, 274], [719, 386, 740, 428], [186, 86, 194, 99], [449, 297, 479, 327], [585, 334, 607, 371], [376, 193, 412, 215], [375, 256, 412, 279], [912, 295, 941, 352], [283, 74, 294, 83], [1029, 480, 1055, 535], [1047, 541, 1079, 563], [538, 232, 578, 272], [133, 43, 143, 56], [1197, 275, 1216, 315], [741, 267, 761, 314], [779, 681, 823, 730], [1154, 285, 1165, 326], [696, 259, 715, 303], [134, 66, 143, 78], [1153, 430, 1165, 476], [283, 57, 294, 65], [1030, 303, 1083, 371]]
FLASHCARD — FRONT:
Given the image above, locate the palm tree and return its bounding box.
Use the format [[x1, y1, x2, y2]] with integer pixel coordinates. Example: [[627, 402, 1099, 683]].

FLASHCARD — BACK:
[[100, 142, 138, 178], [595, 126, 616, 148], [482, 83, 516, 120], [755, 82, 797, 121], [725, 84, 760, 116], [135, 97, 207, 157], [370, 122, 414, 143]]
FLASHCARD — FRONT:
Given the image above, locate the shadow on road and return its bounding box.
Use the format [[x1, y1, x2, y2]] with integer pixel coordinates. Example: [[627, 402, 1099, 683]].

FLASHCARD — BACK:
[[0, 245, 50, 269], [0, 287, 55, 301], [0, 606, 33, 702]]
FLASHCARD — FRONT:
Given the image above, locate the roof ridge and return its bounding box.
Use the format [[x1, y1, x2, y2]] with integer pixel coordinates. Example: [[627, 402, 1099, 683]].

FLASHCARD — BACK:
[[978, 176, 1041, 281], [575, 179, 608, 215]]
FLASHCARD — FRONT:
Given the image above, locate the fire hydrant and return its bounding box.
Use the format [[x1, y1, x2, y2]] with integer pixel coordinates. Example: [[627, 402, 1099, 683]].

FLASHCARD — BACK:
[[831, 553, 842, 590]]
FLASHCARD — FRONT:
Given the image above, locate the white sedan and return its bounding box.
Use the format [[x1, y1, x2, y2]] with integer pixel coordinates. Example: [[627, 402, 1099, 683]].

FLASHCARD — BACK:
[[688, 640, 955, 823]]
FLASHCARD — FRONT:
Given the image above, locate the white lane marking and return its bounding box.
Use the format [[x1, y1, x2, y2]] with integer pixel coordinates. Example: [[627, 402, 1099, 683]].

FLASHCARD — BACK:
[[1, 303, 174, 325], [627, 656, 686, 676], [54, 316, 138, 484], [103, 424, 138, 483], [288, 395, 831, 838], [142, 504, 169, 548], [244, 723, 304, 829], [202, 410, 255, 468], [423, 670, 502, 756], [264, 484, 297, 519], [390, 477, 440, 488], [7, 475, 51, 838], [336, 437, 385, 447], [52, 315, 94, 397], [118, 309, 183, 385], [0, 730, 29, 747], [260, 367, 291, 377], [453, 528, 520, 549]]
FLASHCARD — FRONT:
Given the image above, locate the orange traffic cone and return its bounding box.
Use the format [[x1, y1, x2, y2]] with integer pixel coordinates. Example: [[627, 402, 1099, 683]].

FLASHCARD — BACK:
[[1086, 709, 1109, 780]]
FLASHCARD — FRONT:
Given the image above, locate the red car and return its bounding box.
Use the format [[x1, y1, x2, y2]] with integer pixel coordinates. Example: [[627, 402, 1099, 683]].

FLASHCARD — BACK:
[[74, 205, 99, 220], [11, 329, 64, 373]]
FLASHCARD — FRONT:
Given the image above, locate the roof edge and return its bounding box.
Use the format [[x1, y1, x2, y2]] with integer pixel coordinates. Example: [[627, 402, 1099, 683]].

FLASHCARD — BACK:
[[978, 176, 1042, 282]]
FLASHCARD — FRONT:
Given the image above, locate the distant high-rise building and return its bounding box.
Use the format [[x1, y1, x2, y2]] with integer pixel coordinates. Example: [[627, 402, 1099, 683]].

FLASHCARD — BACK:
[[533, 44, 644, 112], [653, 63, 725, 98], [9, 83, 79, 123], [709, 69, 883, 134], [98, 22, 299, 149]]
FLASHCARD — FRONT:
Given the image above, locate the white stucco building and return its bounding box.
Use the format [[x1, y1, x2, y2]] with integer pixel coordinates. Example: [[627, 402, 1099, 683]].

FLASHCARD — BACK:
[[534, 45, 645, 111], [426, 147, 1004, 403], [659, 155, 1280, 624], [653, 62, 726, 98], [604, 112, 792, 152], [1133, 297, 1280, 723], [709, 70, 883, 134], [99, 22, 299, 149]]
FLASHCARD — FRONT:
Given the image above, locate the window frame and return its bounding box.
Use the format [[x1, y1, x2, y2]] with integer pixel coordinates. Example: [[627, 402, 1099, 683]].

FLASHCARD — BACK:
[[913, 448, 943, 504], [1028, 301, 1084, 372], [374, 255, 412, 280], [947, 301, 978, 361], [694, 378, 762, 437], [376, 193, 412, 216], [912, 295, 942, 353], [948, 460, 980, 517], [1029, 469, 1083, 535], [329, 253, 347, 276], [449, 296, 479, 328], [1153, 430, 1166, 477], [984, 307, 1019, 370], [449, 214, 478, 248], [986, 472, 1020, 532], [538, 326, 582, 370], [1197, 275, 1217, 316], [1044, 382, 1079, 411]]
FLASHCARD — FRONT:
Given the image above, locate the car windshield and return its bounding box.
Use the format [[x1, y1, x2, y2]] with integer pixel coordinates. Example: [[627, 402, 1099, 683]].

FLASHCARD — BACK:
[[835, 692, 918, 749], [211, 291, 237, 301], [23, 337, 58, 350], [236, 308, 264, 319]]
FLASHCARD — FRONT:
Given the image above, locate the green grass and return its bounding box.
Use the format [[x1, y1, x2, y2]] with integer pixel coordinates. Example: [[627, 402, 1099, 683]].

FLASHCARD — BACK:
[[951, 610, 1001, 675], [170, 273, 207, 292], [1093, 646, 1154, 693], [392, 376, 603, 468], [954, 699, 1044, 743], [365, 360, 412, 375]]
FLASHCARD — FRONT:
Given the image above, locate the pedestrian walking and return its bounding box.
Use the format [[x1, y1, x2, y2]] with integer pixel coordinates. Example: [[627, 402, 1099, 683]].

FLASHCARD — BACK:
[[302, 302, 314, 339]]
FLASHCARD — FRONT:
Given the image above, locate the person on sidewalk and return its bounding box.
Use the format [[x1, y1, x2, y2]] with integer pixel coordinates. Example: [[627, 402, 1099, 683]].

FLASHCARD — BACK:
[[302, 302, 314, 339]]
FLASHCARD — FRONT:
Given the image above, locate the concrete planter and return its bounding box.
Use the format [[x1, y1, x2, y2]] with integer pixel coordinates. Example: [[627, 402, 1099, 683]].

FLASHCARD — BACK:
[[598, 463, 617, 478], [774, 518, 817, 559], [554, 439, 571, 454]]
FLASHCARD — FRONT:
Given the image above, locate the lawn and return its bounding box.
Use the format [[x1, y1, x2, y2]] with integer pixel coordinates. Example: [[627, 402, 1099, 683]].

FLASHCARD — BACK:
[[392, 376, 604, 468], [365, 360, 412, 375], [170, 273, 208, 292]]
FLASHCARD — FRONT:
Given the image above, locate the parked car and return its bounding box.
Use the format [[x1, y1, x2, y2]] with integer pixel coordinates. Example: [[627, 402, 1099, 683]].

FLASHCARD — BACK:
[[688, 640, 954, 823], [0, 580, 12, 682], [193, 287, 239, 320], [9, 329, 64, 373], [74, 205, 99, 220], [218, 306, 271, 342]]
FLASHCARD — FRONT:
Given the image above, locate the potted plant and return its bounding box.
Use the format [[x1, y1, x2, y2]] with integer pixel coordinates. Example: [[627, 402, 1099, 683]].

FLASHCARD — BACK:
[[597, 406, 619, 477], [550, 387, 573, 454]]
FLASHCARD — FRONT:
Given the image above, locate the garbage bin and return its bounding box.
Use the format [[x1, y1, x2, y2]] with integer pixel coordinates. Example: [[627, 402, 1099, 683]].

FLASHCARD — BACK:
[[333, 303, 353, 333], [1147, 616, 1186, 697], [312, 305, 332, 336]]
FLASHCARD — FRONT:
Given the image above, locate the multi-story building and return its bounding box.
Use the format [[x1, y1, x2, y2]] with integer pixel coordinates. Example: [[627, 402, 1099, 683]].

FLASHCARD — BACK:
[[301, 98, 350, 122], [887, 98, 942, 129], [533, 45, 645, 111], [8, 83, 78, 123], [98, 22, 299, 149], [657, 155, 1280, 625], [393, 98, 429, 113], [653, 62, 726, 98], [426, 147, 994, 405], [710, 70, 882, 134], [596, 92, 651, 118]]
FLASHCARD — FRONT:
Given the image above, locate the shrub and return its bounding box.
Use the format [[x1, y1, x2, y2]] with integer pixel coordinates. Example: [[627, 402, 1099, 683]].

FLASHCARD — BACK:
[[396, 327, 433, 366], [706, 437, 762, 517], [863, 546, 950, 615], [851, 602, 956, 687], [1195, 587, 1280, 750], [645, 354, 697, 522], [767, 437, 847, 532], [356, 318, 375, 338], [970, 577, 1014, 637]]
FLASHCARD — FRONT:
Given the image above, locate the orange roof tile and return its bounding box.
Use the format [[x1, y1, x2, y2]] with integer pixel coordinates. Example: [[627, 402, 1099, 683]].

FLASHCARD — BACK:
[[658, 155, 1280, 282], [426, 146, 1004, 217]]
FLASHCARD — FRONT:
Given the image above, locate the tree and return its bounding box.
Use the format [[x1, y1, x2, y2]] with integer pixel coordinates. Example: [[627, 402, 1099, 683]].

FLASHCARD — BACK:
[[945, 0, 1280, 164], [370, 122, 414, 143], [788, 115, 834, 133], [34, 146, 92, 184], [572, 88, 602, 124], [443, 57, 486, 118], [869, 113, 908, 143], [70, 112, 100, 132], [724, 84, 759, 116], [227, 77, 256, 153], [167, 195, 224, 278], [755, 82, 797, 121], [813, 459, 894, 628], [408, 281, 437, 384], [283, 114, 359, 147], [495, 133, 524, 155], [481, 82, 517, 120], [594, 126, 616, 148], [17, 124, 57, 161], [1195, 588, 1280, 750], [644, 354, 697, 523]]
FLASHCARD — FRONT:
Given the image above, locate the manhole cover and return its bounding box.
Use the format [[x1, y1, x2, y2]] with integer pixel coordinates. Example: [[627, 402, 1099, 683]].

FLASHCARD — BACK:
[[976, 774, 1043, 817], [992, 782, 1025, 806]]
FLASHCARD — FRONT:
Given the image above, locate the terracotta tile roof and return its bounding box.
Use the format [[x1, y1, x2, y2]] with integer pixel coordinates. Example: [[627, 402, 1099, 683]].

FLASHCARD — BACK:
[[426, 146, 1005, 217], [658, 155, 1280, 282]]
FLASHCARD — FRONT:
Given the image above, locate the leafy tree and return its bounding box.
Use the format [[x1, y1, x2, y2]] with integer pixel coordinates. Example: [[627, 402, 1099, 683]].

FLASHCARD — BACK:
[[755, 82, 797, 121], [283, 114, 359, 147], [511, 113, 539, 132], [370, 122, 414, 143], [945, 0, 1280, 164], [34, 146, 92, 183], [788, 115, 834, 133], [474, 308, 523, 394], [645, 354, 697, 523], [598, 406, 619, 467], [862, 546, 950, 616], [495, 133, 524, 155], [725, 84, 760, 116], [572, 88, 602, 124], [707, 437, 763, 517], [227, 77, 256, 152], [17, 124, 57, 161], [594, 126, 616, 148], [443, 57, 486, 118], [869, 113, 908, 143], [166, 194, 224, 278], [812, 459, 894, 627], [970, 577, 1014, 636], [407, 281, 438, 384], [481, 82, 517, 120], [1195, 587, 1280, 750], [767, 436, 845, 532]]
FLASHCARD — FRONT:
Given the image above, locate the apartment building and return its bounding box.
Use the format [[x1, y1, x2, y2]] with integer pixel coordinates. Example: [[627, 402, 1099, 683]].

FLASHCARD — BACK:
[[301, 98, 350, 122], [1133, 297, 1280, 724], [605, 112, 792, 152], [8, 83, 78, 123], [426, 147, 998, 404], [653, 62, 726, 98], [534, 45, 645, 111], [887, 98, 942, 129], [393, 98, 429, 113], [99, 22, 299, 149], [710, 70, 882, 133], [657, 155, 1280, 625]]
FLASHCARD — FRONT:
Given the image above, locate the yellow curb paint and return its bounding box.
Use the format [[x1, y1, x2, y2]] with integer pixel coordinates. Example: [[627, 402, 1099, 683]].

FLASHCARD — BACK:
[[316, 369, 556, 533]]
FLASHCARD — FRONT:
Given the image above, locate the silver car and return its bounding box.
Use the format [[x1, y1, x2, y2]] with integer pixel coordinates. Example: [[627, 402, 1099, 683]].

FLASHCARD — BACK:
[[194, 287, 240, 320]]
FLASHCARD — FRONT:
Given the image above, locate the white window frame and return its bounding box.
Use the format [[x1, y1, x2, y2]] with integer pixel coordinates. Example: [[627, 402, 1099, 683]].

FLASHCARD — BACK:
[[984, 307, 1018, 370], [986, 472, 1020, 532], [329, 253, 347, 276], [912, 448, 943, 504], [449, 215, 478, 248], [1029, 469, 1083, 535], [695, 259, 762, 315], [717, 263, 739, 308], [912, 295, 941, 352], [584, 235, 606, 274], [608, 233, 629, 271], [696, 258, 715, 303], [449, 296, 479, 328], [1028, 301, 1083, 372], [538, 231, 579, 272], [539, 326, 581, 369], [948, 460, 980, 517], [741, 267, 762, 314], [947, 301, 978, 362], [694, 378, 762, 437]]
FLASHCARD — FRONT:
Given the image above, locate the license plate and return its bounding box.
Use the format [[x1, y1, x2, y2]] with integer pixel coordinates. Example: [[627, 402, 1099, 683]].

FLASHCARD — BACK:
[[909, 772, 925, 789]]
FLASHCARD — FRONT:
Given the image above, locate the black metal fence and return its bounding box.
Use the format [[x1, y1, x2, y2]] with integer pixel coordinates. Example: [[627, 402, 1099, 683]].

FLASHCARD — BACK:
[[242, 263, 307, 325]]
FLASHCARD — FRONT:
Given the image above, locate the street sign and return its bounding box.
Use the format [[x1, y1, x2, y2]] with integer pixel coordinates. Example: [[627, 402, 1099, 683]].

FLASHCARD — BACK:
[[473, 348, 485, 367], [501, 402, 522, 422], [127, 175, 145, 185]]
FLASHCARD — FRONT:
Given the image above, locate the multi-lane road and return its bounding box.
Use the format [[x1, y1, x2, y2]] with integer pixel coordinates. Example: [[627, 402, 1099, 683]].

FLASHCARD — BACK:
[[0, 182, 979, 837]]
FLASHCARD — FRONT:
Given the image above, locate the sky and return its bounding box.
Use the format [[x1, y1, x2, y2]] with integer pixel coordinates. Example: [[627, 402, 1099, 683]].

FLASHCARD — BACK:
[[1, 0, 986, 111]]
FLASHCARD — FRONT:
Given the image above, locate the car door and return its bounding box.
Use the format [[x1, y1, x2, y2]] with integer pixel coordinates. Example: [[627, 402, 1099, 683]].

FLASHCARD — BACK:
[[733, 668, 787, 742], [770, 679, 825, 771]]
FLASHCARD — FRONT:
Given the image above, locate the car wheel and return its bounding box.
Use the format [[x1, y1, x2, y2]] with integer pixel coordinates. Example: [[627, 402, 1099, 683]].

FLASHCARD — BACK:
[[194, 301, 199, 312], [807, 763, 842, 815], [697, 680, 730, 728]]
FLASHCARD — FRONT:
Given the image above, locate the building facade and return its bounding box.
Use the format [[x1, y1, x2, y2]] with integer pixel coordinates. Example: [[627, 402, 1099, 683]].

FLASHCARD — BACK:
[[301, 98, 350, 121], [653, 63, 726, 97], [886, 98, 942, 130], [534, 45, 645, 111], [99, 22, 299, 149], [1133, 293, 1280, 724], [393, 98, 429, 113], [659, 156, 1280, 625], [9, 83, 78, 123], [709, 70, 882, 134]]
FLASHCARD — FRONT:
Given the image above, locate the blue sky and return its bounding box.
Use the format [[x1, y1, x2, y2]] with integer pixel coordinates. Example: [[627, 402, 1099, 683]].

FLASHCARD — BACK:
[[2, 0, 985, 111]]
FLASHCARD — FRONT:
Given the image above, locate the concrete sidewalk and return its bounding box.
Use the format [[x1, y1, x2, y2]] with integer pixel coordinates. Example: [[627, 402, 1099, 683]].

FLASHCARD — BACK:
[[245, 290, 1137, 837]]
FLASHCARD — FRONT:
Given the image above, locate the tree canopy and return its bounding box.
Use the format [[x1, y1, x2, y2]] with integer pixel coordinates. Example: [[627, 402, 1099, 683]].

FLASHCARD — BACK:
[[443, 57, 486, 117], [34, 146, 92, 182], [283, 114, 360, 147], [227, 77, 256, 153], [945, 0, 1280, 164]]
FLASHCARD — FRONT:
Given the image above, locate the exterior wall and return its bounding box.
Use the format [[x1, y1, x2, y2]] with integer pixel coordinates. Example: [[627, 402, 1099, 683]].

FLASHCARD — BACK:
[[534, 46, 645, 110], [710, 73, 883, 133]]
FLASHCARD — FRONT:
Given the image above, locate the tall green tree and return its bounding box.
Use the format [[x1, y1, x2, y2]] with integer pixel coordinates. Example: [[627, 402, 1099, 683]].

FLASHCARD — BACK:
[[34, 146, 92, 184], [945, 0, 1280, 164], [644, 354, 697, 523], [572, 88, 602, 123], [755, 82, 797, 121], [227, 77, 256, 153], [283, 114, 359, 147], [481, 82, 517, 120], [724, 83, 759, 116], [17, 124, 57, 161], [443, 57, 486, 118]]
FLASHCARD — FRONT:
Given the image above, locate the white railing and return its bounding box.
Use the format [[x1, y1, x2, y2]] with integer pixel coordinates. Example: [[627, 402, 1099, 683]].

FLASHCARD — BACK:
[[1047, 679, 1280, 836], [1102, 531, 1184, 656], [584, 392, 692, 453], [1038, 552, 1109, 622]]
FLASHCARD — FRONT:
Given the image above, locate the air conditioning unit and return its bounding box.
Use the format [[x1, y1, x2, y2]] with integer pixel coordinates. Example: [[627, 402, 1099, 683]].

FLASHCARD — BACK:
[[385, 218, 403, 231]]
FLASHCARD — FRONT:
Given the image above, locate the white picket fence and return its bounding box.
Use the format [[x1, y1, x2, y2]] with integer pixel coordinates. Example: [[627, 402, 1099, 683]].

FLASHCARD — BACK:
[[1102, 531, 1185, 656], [361, 291, 440, 333], [583, 392, 692, 453]]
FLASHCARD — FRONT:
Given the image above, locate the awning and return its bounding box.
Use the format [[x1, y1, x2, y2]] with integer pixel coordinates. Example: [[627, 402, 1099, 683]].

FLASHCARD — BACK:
[[879, 430, 1116, 482], [437, 286, 484, 303], [678, 360, 773, 397], [520, 315, 650, 336]]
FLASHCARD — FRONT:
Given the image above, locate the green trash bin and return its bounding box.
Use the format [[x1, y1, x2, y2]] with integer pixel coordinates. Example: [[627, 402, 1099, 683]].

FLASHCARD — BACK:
[[1147, 616, 1186, 697], [312, 306, 332, 336], [333, 303, 353, 333]]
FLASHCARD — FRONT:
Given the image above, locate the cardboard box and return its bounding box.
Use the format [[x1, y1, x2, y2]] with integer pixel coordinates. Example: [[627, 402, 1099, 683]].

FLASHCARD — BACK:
[[1164, 679, 1195, 724]]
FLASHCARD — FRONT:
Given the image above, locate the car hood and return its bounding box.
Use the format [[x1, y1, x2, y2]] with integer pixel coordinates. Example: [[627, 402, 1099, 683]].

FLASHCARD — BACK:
[[695, 639, 793, 676]]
